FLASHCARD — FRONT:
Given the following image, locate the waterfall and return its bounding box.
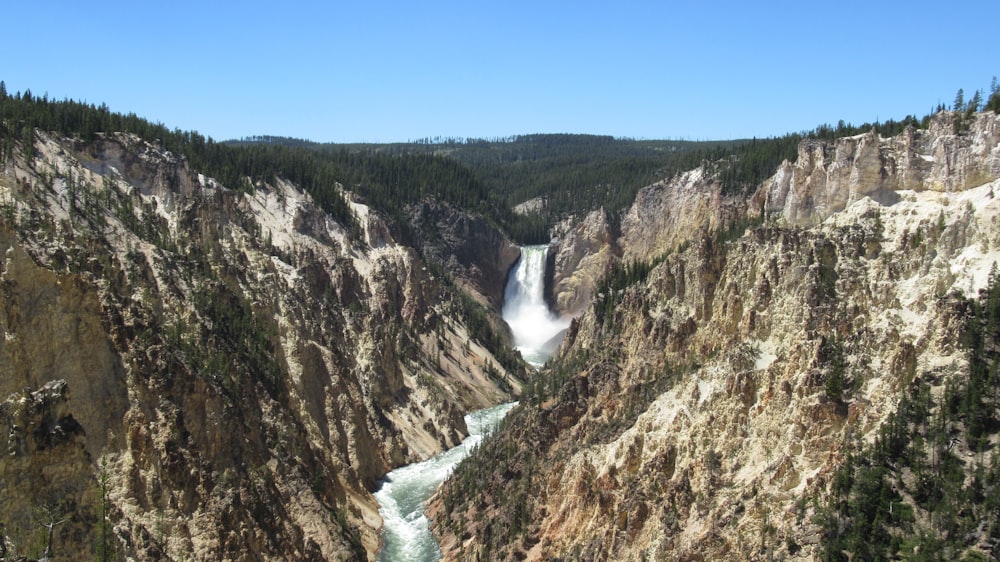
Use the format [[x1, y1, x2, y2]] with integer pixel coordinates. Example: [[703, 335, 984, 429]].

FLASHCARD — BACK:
[[374, 246, 562, 560], [502, 245, 570, 368]]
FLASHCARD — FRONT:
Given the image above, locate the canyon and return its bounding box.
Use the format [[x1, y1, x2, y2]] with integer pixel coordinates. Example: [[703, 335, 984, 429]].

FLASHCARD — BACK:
[[432, 111, 1000, 560], [0, 129, 525, 560], [2, 99, 999, 561], [374, 248, 558, 561]]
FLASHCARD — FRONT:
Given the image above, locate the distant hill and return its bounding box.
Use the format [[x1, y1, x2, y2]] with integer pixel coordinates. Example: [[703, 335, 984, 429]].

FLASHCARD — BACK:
[[229, 134, 745, 242]]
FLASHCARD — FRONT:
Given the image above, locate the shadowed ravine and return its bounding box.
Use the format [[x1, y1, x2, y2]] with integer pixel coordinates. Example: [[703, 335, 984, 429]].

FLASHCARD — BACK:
[[374, 245, 561, 560]]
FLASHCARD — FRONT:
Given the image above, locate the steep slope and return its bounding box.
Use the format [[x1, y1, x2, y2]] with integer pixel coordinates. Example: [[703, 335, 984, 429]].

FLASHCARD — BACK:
[[618, 166, 749, 262], [546, 160, 753, 319], [431, 111, 1000, 561], [547, 208, 618, 317], [0, 130, 525, 561], [407, 198, 521, 309]]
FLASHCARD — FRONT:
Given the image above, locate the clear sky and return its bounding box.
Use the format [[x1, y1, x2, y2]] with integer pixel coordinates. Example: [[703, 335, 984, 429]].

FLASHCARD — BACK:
[[5, 1, 998, 143]]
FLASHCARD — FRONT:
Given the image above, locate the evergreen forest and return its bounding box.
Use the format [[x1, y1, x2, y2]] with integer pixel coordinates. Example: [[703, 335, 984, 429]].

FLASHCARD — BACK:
[[4, 78, 999, 245]]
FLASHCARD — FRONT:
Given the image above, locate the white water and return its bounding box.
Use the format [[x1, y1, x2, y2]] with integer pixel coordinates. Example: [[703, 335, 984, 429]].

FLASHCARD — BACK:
[[375, 401, 517, 562], [502, 245, 571, 368], [374, 245, 562, 560]]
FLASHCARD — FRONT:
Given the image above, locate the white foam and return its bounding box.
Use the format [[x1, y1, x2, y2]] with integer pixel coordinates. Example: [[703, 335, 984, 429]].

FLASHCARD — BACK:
[[502, 245, 571, 367]]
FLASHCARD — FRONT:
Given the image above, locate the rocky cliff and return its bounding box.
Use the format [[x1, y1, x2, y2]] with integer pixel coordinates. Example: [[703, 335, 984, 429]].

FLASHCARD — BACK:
[[546, 162, 750, 319], [546, 208, 617, 317], [432, 110, 1000, 560], [760, 111, 1000, 226], [547, 112, 1000, 321], [0, 130, 525, 561], [619, 167, 749, 261], [407, 199, 521, 309]]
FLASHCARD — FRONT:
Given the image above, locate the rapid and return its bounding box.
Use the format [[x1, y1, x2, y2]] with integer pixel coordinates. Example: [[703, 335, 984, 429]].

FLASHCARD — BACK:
[[374, 402, 517, 561], [375, 245, 563, 560]]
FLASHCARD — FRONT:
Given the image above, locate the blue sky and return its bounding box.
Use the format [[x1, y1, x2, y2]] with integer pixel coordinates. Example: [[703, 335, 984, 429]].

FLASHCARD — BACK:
[[5, 1, 999, 143]]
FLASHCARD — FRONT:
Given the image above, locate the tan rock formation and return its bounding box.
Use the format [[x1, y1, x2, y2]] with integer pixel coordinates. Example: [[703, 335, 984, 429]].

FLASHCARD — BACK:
[[547, 208, 618, 316], [760, 111, 1000, 226], [0, 130, 524, 561], [619, 167, 748, 261], [546, 165, 750, 319], [432, 112, 1000, 561]]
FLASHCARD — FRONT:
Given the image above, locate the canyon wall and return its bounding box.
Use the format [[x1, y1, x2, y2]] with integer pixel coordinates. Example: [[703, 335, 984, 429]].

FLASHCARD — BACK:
[[546, 208, 617, 317], [759, 112, 1000, 226], [432, 111, 1000, 560], [547, 113, 1000, 322], [0, 131, 524, 561], [407, 199, 521, 309]]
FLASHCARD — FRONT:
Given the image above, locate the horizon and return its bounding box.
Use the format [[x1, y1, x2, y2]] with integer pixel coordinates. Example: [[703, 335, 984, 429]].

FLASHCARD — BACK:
[[5, 1, 999, 144]]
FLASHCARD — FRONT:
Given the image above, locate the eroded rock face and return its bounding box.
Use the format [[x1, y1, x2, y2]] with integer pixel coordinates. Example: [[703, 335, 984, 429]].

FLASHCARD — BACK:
[[0, 131, 524, 561], [760, 111, 1000, 226], [432, 113, 1000, 561], [407, 199, 521, 309], [619, 167, 749, 261], [547, 208, 617, 316], [609, 111, 1000, 266], [0, 380, 97, 562], [545, 168, 748, 318]]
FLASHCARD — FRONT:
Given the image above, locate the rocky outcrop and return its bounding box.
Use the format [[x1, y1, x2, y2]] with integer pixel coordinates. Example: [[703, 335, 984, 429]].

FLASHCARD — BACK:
[[760, 111, 1000, 226], [0, 380, 98, 562], [619, 167, 749, 261], [0, 130, 525, 561], [513, 197, 545, 215], [407, 199, 521, 309], [544, 167, 748, 318], [546, 208, 617, 316], [432, 112, 1000, 561]]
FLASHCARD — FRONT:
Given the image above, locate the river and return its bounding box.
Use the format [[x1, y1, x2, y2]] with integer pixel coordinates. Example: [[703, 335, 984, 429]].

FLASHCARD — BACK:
[[375, 245, 562, 560], [374, 401, 517, 561]]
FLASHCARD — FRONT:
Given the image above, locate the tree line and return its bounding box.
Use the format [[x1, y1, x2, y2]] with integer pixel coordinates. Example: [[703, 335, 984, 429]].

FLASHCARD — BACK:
[[5, 77, 999, 246], [0, 84, 514, 245]]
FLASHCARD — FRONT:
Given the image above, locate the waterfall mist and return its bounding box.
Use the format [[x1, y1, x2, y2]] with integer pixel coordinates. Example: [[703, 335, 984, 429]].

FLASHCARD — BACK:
[[374, 247, 563, 560], [502, 245, 571, 368]]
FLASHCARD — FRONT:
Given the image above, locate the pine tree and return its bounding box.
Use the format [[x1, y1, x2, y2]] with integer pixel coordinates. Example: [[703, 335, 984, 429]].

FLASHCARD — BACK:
[[954, 88, 965, 112], [21, 125, 34, 164], [987, 77, 1000, 114], [967, 89, 983, 117]]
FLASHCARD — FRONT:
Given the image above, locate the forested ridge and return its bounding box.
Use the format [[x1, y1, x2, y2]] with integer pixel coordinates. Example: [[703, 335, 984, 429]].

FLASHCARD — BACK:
[[234, 117, 955, 243], [0, 84, 511, 247], [5, 79, 999, 246], [239, 134, 743, 241]]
